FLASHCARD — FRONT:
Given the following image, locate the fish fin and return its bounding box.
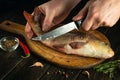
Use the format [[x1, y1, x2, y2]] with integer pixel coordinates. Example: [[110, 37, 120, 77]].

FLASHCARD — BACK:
[[33, 7, 45, 28], [23, 11, 42, 36], [23, 11, 35, 28], [34, 7, 40, 16]]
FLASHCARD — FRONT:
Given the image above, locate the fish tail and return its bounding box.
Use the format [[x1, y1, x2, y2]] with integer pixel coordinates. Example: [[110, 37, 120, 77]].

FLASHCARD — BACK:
[[23, 11, 42, 36], [23, 11, 35, 27]]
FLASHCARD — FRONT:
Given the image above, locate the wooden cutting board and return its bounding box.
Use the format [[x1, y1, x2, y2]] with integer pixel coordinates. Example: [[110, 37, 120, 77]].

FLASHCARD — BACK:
[[0, 20, 108, 69]]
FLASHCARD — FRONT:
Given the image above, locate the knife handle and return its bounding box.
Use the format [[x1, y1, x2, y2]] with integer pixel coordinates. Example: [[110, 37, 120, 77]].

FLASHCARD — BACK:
[[75, 19, 84, 29]]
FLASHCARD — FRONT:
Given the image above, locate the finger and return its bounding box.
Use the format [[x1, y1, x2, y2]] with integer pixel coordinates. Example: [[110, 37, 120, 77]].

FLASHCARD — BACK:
[[82, 14, 94, 31], [25, 23, 31, 33], [72, 1, 90, 21], [102, 16, 119, 27], [90, 18, 102, 30], [90, 22, 100, 30], [25, 23, 34, 39], [42, 10, 55, 31]]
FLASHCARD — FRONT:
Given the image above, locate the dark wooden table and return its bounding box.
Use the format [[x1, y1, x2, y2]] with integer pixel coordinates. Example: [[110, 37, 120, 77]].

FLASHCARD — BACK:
[[0, 0, 120, 80]]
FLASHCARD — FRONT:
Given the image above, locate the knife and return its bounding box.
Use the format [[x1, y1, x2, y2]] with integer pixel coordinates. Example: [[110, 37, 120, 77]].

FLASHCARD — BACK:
[[32, 20, 83, 41]]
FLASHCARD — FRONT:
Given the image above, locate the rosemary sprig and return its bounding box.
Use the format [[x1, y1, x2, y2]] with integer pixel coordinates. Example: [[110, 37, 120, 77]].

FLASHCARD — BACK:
[[94, 60, 120, 78]]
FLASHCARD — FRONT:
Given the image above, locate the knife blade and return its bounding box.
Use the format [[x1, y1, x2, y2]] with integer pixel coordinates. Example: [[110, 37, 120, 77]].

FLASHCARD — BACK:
[[32, 20, 82, 41]]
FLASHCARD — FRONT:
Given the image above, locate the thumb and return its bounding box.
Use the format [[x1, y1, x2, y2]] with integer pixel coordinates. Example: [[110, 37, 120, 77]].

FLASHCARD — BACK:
[[25, 23, 34, 39], [42, 12, 55, 31]]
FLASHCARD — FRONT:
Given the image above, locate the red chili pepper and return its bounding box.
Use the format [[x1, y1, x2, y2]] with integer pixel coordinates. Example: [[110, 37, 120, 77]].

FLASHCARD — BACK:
[[18, 37, 30, 58]]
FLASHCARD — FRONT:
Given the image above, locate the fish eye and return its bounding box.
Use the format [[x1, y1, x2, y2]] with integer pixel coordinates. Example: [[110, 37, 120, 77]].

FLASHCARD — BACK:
[[102, 42, 108, 46]]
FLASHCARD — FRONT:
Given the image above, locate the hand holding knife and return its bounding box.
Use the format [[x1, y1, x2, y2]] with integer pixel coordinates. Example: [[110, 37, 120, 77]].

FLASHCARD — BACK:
[[32, 19, 83, 41]]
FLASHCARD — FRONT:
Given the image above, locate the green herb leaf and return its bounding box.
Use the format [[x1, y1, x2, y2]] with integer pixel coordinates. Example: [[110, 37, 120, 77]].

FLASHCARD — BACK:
[[94, 60, 120, 78]]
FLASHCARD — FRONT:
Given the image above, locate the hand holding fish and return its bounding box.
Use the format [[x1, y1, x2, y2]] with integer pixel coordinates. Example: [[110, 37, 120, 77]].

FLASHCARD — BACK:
[[25, 0, 120, 38], [23, 0, 114, 59], [25, 0, 81, 39], [73, 0, 120, 31]]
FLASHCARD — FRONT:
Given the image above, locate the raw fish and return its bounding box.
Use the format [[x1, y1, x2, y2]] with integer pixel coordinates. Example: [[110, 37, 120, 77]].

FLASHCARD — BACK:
[[23, 11, 114, 59]]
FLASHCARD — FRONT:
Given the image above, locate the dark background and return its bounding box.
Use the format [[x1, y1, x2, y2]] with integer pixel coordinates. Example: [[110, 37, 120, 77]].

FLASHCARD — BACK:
[[0, 0, 88, 24], [0, 0, 120, 80], [0, 0, 48, 23]]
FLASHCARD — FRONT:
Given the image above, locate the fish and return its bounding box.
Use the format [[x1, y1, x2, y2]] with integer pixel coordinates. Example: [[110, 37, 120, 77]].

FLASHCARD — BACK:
[[23, 10, 114, 59]]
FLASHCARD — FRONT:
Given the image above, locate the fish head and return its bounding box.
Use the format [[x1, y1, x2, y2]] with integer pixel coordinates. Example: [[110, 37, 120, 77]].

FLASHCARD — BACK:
[[89, 40, 114, 59]]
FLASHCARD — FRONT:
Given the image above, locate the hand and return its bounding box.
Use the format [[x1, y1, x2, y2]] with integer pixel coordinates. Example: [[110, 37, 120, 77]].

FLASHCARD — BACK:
[[25, 0, 81, 39], [73, 0, 120, 31]]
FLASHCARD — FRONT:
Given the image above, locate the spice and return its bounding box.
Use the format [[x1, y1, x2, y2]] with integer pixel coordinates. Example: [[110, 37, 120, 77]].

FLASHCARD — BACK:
[[47, 72, 50, 75], [1, 39, 17, 49], [65, 73, 69, 78], [18, 38, 30, 58], [0, 36, 19, 52]]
